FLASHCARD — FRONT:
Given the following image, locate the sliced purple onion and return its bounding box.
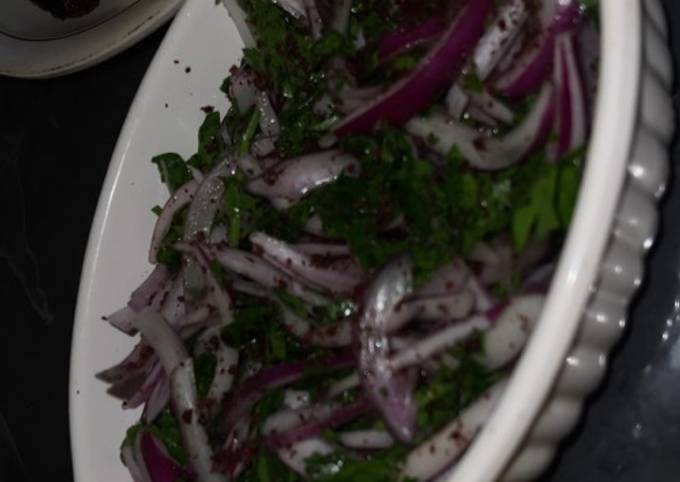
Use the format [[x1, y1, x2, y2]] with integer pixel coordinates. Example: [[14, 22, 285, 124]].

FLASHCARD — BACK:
[[445, 83, 470, 120], [333, 0, 492, 136], [170, 360, 227, 482], [403, 379, 507, 481], [266, 397, 371, 449], [480, 294, 544, 370], [405, 290, 475, 322], [182, 158, 236, 301], [120, 435, 153, 482], [179, 243, 233, 323], [228, 67, 258, 111], [473, 0, 528, 80], [132, 311, 189, 375], [326, 373, 360, 399], [358, 255, 417, 442], [467, 90, 515, 124], [184, 159, 236, 242], [246, 150, 359, 203], [338, 430, 394, 450], [149, 180, 199, 264], [255, 91, 280, 139], [377, 15, 446, 63], [279, 305, 353, 347], [140, 432, 187, 482], [143, 374, 170, 422], [221, 352, 355, 434], [251, 135, 277, 157], [416, 259, 469, 298], [390, 315, 490, 371], [250, 231, 364, 296], [554, 33, 588, 159], [406, 82, 555, 170], [132, 311, 226, 482], [236, 153, 263, 178], [192, 243, 329, 306], [129, 265, 172, 312], [105, 306, 138, 336], [465, 105, 499, 127], [195, 326, 239, 405], [277, 438, 334, 477], [283, 389, 311, 410], [492, 0, 583, 97], [222, 0, 256, 48], [125, 361, 165, 410], [337, 85, 384, 115], [97, 341, 156, 384]]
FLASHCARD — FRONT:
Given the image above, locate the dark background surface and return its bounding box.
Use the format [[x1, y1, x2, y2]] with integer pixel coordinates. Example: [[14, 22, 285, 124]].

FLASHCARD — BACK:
[[0, 2, 679, 481]]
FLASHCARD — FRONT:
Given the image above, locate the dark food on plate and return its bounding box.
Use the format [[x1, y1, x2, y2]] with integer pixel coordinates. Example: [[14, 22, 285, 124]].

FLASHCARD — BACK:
[[97, 0, 599, 480], [30, 0, 99, 19]]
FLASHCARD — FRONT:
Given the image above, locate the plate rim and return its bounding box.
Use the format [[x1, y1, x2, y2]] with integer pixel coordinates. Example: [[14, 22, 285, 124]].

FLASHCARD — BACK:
[[0, 0, 182, 79]]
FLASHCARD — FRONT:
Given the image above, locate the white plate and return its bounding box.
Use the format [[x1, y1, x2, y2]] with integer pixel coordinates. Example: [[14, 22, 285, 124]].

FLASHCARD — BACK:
[[69, 0, 674, 480], [68, 1, 237, 480], [0, 0, 182, 79]]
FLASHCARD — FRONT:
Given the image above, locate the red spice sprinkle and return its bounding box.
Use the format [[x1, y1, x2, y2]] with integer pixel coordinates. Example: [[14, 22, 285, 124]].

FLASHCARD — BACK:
[[201, 105, 215, 113], [182, 409, 194, 424]]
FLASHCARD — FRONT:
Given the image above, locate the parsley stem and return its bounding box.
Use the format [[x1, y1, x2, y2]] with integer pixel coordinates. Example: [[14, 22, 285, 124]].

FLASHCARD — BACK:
[[240, 109, 261, 156]]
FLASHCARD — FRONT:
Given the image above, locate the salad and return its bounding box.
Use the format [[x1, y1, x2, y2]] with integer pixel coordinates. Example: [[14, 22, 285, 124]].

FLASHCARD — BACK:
[[97, 0, 599, 480]]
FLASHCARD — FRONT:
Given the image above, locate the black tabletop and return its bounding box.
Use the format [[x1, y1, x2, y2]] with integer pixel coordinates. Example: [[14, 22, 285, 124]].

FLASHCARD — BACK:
[[1, 3, 679, 481]]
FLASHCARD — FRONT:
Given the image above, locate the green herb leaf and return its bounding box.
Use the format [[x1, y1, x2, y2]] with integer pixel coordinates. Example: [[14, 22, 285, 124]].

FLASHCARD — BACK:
[[152, 152, 191, 191]]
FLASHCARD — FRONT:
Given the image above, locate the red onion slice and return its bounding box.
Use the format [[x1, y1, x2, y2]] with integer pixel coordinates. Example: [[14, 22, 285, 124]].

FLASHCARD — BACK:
[[195, 326, 239, 405], [377, 15, 446, 63], [194, 243, 329, 306], [280, 305, 353, 347], [467, 90, 515, 124], [149, 179, 199, 264], [142, 374, 170, 422], [358, 255, 418, 442], [122, 444, 152, 482], [255, 91, 280, 139], [228, 66, 258, 111], [132, 311, 226, 482], [554, 33, 588, 159], [406, 82, 555, 170], [492, 0, 583, 97], [246, 150, 359, 202], [446, 83, 470, 120], [265, 398, 371, 449], [129, 265, 172, 312], [473, 0, 528, 81], [277, 438, 335, 476], [104, 306, 138, 336], [390, 315, 490, 371], [403, 379, 507, 481], [140, 432, 187, 482], [170, 361, 228, 482], [339, 430, 394, 450], [221, 352, 355, 434], [250, 231, 364, 296], [480, 294, 544, 370], [184, 159, 236, 242], [333, 0, 493, 136], [97, 341, 156, 384]]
